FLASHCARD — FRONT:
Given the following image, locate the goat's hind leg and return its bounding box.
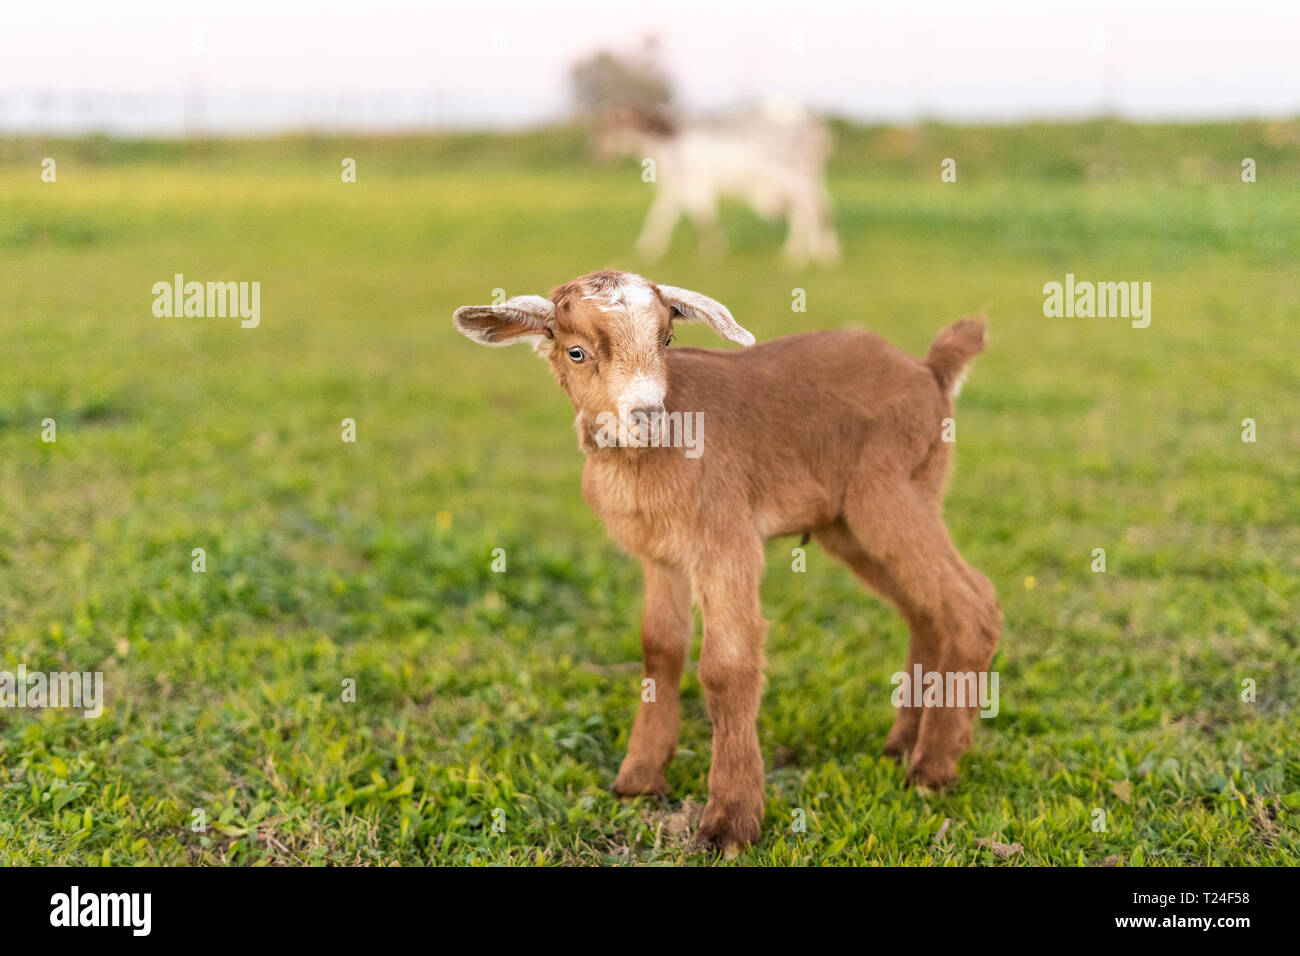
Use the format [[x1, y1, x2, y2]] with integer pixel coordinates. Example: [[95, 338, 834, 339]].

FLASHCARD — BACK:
[[839, 487, 1001, 790], [814, 521, 934, 762]]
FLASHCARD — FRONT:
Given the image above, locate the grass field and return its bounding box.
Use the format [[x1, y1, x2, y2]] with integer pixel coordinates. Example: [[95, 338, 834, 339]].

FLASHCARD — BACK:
[[0, 120, 1297, 865]]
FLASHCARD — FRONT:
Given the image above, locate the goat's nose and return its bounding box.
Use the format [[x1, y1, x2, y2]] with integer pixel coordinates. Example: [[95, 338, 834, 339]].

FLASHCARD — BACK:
[[631, 403, 665, 421]]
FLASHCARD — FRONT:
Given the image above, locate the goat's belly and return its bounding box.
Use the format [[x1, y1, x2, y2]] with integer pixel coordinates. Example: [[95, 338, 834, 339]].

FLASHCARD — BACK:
[[753, 475, 837, 541], [755, 505, 836, 541]]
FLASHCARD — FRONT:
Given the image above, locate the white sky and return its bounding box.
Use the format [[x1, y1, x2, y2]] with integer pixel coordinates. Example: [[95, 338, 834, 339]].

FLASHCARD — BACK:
[[2, 0, 1298, 133]]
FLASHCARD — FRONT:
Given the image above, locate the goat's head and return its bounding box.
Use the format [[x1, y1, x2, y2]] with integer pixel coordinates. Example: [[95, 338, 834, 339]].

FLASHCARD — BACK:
[[453, 271, 753, 449], [590, 107, 677, 161]]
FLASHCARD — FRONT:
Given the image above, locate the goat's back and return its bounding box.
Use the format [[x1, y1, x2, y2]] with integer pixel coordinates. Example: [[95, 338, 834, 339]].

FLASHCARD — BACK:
[[668, 328, 946, 446]]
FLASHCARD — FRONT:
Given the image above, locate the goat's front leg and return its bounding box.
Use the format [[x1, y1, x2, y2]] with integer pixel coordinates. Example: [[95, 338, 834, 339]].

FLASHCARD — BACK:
[[686, 202, 726, 260], [613, 561, 692, 797], [693, 545, 768, 854], [635, 194, 680, 261]]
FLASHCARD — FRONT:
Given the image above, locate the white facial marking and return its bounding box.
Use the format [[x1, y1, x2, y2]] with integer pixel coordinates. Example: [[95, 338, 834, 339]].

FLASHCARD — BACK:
[[582, 275, 656, 312], [616, 281, 656, 309], [617, 371, 666, 411]]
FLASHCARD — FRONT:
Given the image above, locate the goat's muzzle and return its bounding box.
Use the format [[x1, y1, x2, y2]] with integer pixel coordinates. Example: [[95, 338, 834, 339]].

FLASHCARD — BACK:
[[624, 404, 665, 448]]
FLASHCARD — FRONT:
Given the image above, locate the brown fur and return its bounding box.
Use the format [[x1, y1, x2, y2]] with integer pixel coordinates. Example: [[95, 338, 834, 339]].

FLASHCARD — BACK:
[[598, 105, 679, 139], [453, 271, 1002, 854]]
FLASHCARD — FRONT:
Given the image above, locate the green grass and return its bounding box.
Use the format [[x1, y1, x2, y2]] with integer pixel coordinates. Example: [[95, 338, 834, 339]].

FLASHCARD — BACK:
[[0, 120, 1297, 865]]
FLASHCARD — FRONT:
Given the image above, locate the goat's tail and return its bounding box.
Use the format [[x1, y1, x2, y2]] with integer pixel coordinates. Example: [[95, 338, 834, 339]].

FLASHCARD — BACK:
[[924, 316, 987, 398]]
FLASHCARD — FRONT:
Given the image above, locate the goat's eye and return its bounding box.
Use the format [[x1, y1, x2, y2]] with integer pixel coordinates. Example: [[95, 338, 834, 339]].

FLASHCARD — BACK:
[[664, 334, 674, 347], [566, 346, 586, 363]]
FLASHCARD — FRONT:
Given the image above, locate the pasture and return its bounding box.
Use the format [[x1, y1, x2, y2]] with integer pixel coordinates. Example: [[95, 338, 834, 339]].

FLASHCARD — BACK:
[[0, 121, 1297, 864]]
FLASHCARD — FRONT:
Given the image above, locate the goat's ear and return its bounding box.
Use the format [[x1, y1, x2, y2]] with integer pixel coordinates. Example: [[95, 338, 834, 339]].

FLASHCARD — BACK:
[[656, 285, 755, 346], [453, 295, 555, 348]]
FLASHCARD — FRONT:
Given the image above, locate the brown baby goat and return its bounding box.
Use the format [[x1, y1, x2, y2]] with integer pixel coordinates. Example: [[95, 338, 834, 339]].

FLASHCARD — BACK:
[[453, 271, 1001, 854]]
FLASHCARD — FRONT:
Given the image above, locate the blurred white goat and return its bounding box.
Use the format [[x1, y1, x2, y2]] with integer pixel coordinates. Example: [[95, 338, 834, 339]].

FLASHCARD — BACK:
[[595, 101, 841, 266]]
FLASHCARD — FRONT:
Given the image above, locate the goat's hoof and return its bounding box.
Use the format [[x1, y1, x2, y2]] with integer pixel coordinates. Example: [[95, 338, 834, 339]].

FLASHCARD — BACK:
[[883, 728, 919, 762], [692, 802, 761, 857], [612, 764, 669, 798], [883, 741, 910, 762], [906, 753, 959, 791]]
